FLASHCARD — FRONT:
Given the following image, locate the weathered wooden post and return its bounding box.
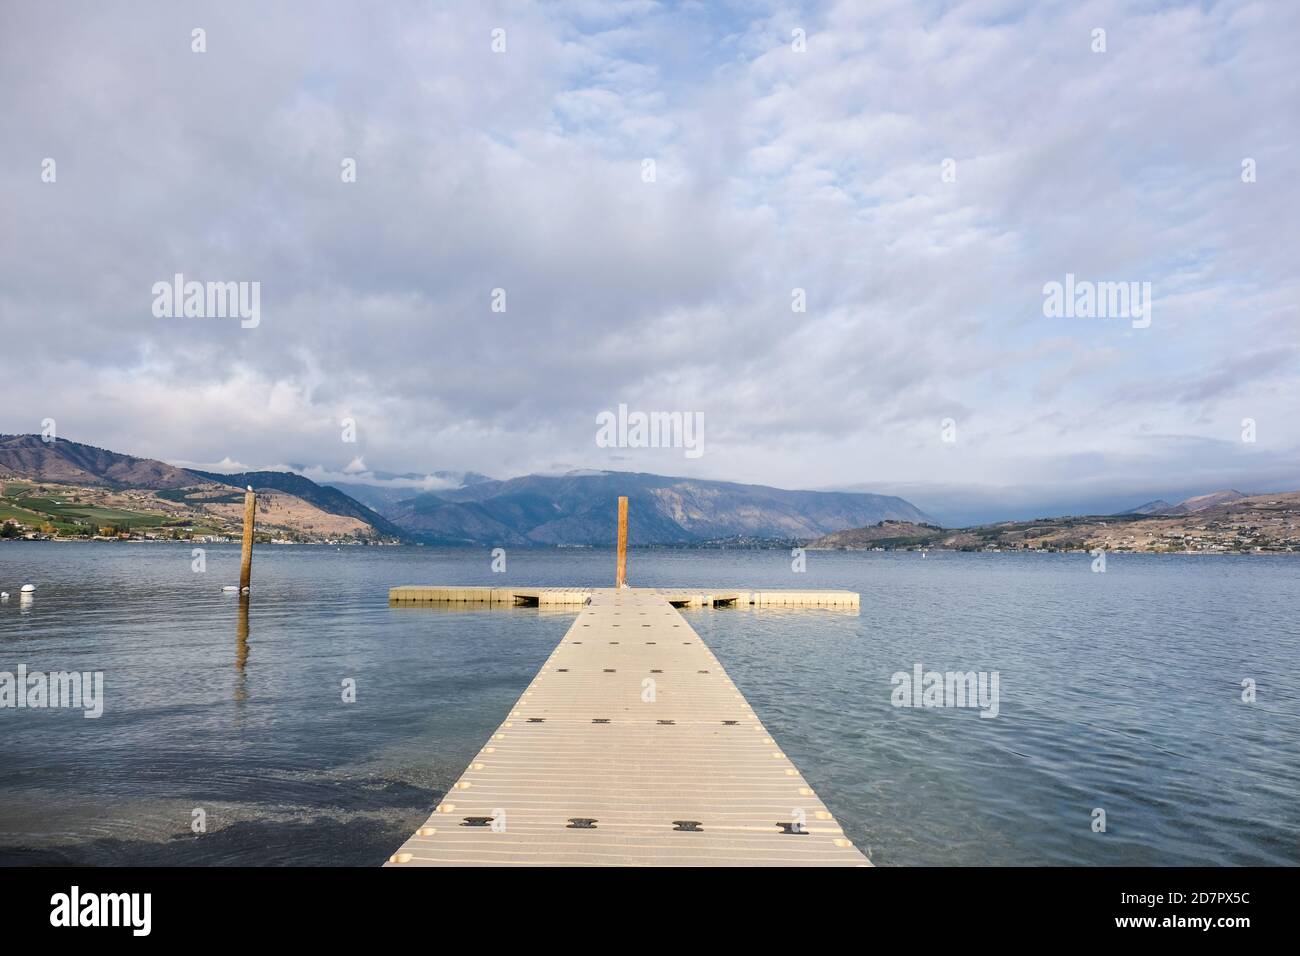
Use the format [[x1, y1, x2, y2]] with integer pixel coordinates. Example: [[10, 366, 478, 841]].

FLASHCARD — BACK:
[[235, 594, 250, 702], [239, 486, 256, 594], [616, 495, 628, 588]]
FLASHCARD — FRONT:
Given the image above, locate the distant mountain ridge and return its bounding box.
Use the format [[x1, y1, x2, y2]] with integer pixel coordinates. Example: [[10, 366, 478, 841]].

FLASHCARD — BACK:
[[1124, 499, 1175, 515], [1161, 490, 1248, 514], [383, 470, 936, 545], [1121, 490, 1247, 516], [0, 434, 200, 489]]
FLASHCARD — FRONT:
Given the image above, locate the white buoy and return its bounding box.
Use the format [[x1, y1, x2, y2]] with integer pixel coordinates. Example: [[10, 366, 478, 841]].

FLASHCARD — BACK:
[[0, 592, 8, 602], [222, 585, 239, 592], [20, 584, 35, 593]]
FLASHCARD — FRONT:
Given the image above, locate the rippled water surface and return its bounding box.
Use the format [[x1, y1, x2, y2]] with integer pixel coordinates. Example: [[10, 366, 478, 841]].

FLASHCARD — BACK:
[[1, 543, 1297, 865]]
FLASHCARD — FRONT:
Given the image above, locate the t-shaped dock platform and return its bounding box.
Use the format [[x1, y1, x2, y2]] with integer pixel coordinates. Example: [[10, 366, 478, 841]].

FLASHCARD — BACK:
[[384, 585, 868, 866]]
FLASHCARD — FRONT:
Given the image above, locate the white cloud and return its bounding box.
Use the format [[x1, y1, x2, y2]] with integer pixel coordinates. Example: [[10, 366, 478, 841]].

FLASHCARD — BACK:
[[1, 0, 1297, 517]]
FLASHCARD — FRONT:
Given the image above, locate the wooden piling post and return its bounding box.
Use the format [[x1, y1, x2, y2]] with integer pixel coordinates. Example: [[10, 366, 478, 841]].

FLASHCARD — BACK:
[[239, 486, 256, 594], [616, 496, 628, 588]]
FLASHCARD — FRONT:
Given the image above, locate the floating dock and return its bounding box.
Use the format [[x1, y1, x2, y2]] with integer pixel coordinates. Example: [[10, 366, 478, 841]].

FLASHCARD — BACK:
[[385, 586, 868, 866], [388, 585, 860, 609]]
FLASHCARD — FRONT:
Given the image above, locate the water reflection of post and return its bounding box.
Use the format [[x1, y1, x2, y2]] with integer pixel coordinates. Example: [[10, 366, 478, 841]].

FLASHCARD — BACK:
[[235, 594, 250, 703]]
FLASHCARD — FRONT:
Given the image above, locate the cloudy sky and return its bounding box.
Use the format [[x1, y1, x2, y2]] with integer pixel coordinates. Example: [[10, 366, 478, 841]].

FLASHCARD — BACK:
[[2, 0, 1297, 523]]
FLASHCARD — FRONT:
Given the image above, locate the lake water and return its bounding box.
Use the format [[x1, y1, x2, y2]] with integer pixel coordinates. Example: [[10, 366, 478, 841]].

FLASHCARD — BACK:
[[1, 543, 1296, 866]]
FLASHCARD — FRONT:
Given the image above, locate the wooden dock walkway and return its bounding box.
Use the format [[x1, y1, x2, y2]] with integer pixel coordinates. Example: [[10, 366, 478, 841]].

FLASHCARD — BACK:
[[389, 585, 860, 609], [385, 586, 868, 866]]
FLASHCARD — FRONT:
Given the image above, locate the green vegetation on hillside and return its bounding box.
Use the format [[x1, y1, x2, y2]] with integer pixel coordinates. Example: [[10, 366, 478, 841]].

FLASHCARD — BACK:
[[1, 487, 168, 536], [15, 496, 164, 528]]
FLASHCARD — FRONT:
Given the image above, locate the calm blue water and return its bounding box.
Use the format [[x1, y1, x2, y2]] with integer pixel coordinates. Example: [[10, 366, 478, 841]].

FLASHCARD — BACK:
[[1, 543, 1296, 866]]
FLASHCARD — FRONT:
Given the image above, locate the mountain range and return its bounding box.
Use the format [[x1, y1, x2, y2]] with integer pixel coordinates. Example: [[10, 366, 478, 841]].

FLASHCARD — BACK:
[[5, 434, 1294, 552], [351, 470, 934, 545], [0, 435, 934, 545], [1122, 490, 1246, 516]]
